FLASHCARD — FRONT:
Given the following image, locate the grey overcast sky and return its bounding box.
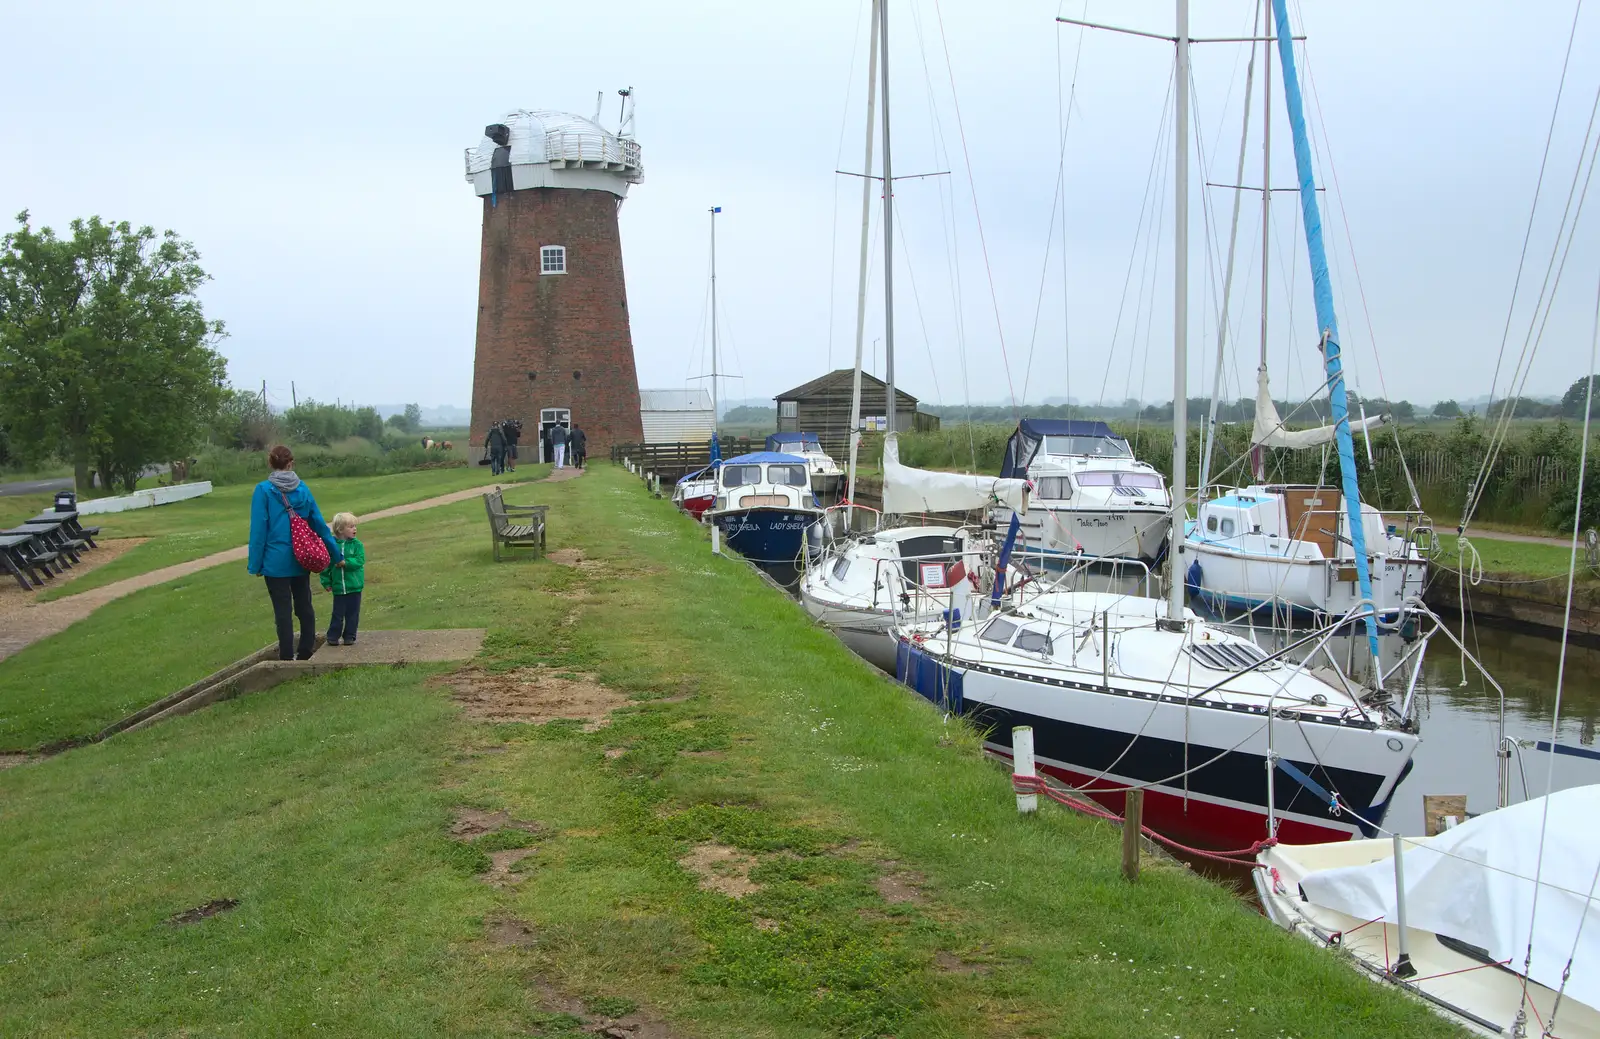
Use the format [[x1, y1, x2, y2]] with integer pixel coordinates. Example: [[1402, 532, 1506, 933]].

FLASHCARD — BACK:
[[3, 1, 1598, 415]]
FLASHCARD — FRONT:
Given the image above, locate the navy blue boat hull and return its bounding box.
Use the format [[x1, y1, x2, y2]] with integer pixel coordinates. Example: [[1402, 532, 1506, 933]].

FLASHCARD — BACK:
[[713, 508, 817, 586]]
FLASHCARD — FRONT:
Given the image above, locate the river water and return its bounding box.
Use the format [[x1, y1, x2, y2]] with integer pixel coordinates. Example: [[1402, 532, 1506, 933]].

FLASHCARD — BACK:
[[1219, 617, 1600, 836]]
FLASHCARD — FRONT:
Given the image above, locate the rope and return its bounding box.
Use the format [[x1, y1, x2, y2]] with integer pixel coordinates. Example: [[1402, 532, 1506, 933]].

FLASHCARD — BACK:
[[1008, 772, 1277, 866]]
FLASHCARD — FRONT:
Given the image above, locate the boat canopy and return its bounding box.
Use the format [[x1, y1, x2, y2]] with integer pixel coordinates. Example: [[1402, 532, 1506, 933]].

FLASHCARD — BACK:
[[884, 434, 1029, 515], [1298, 784, 1600, 1012], [723, 452, 808, 465], [1000, 419, 1121, 479], [765, 432, 821, 451], [1251, 369, 1385, 450]]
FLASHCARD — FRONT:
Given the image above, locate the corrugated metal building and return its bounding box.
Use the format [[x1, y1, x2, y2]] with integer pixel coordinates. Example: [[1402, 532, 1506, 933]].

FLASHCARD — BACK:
[[774, 370, 939, 435], [639, 387, 716, 444]]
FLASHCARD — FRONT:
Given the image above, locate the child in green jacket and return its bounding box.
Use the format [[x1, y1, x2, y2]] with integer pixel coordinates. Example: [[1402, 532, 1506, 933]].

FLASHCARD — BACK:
[[321, 512, 365, 645]]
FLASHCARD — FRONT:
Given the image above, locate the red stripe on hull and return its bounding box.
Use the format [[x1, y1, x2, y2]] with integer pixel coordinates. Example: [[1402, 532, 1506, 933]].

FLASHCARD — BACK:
[[993, 751, 1357, 850], [679, 495, 714, 520]]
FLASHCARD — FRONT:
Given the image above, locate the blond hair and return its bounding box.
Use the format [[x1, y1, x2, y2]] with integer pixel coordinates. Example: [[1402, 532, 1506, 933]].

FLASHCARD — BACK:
[[331, 512, 358, 537]]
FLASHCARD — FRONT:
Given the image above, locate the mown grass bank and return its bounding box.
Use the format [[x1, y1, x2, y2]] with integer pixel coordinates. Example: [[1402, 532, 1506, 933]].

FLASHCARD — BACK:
[[24, 465, 537, 602], [0, 465, 1460, 1036]]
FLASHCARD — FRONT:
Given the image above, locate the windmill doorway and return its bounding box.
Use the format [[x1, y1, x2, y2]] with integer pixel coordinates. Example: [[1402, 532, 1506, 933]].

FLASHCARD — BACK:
[[538, 408, 571, 464]]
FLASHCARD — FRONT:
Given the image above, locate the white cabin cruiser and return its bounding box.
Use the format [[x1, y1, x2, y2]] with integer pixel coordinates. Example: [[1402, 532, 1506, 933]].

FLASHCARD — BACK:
[[706, 451, 824, 587], [1185, 483, 1428, 623], [800, 435, 1029, 672], [766, 433, 845, 503], [1256, 785, 1600, 1038], [992, 420, 1171, 567]]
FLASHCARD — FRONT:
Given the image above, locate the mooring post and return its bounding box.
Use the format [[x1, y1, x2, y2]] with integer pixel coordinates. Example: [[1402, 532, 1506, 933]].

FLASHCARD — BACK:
[[1013, 726, 1037, 814], [1122, 788, 1144, 882], [1390, 834, 1417, 977], [711, 523, 721, 555]]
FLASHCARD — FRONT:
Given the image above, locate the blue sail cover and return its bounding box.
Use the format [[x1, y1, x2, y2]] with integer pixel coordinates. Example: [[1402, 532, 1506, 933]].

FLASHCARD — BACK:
[[765, 432, 821, 451], [1272, 0, 1379, 654], [709, 432, 722, 466], [999, 419, 1120, 479], [723, 452, 809, 465]]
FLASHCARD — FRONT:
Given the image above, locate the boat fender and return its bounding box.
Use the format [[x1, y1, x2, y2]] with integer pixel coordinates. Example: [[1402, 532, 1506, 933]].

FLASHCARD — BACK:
[[1184, 559, 1204, 596]]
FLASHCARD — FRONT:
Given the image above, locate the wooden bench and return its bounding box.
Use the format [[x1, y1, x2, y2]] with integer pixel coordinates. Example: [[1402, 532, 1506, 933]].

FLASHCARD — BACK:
[[30, 510, 99, 548], [482, 487, 548, 561]]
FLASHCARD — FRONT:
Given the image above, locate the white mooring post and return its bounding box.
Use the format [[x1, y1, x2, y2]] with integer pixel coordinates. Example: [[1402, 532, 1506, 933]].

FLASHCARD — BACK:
[[711, 523, 721, 555], [1390, 834, 1417, 978], [1013, 726, 1038, 814]]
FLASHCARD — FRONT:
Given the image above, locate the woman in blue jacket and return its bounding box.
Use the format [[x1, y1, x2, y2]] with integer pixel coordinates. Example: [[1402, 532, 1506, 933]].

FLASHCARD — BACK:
[[247, 445, 343, 660]]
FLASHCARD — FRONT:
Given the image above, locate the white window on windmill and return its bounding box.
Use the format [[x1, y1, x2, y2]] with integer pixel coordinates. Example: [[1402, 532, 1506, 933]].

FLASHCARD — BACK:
[[540, 245, 567, 275]]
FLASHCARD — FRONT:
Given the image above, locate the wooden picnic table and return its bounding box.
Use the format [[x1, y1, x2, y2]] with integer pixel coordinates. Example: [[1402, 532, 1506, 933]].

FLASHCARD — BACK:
[[25, 510, 98, 547], [0, 531, 62, 590], [3, 524, 84, 566]]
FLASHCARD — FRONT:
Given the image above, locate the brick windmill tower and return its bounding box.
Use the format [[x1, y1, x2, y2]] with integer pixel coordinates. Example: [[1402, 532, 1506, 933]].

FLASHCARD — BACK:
[[464, 100, 645, 458]]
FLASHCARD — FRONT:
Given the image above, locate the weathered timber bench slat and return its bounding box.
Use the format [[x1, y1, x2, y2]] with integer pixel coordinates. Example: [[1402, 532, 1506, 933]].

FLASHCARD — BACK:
[[482, 487, 548, 561]]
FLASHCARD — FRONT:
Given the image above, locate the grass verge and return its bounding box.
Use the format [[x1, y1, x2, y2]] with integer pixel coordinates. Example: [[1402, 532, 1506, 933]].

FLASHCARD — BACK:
[[32, 465, 540, 601], [0, 464, 1462, 1036]]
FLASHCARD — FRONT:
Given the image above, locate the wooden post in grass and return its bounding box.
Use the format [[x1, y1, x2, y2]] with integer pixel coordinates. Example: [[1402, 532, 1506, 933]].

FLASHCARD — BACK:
[[1013, 726, 1037, 814], [1122, 789, 1144, 882]]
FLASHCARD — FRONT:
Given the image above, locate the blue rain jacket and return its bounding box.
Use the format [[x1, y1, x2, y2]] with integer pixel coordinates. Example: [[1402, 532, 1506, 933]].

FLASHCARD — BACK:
[[247, 479, 343, 578]]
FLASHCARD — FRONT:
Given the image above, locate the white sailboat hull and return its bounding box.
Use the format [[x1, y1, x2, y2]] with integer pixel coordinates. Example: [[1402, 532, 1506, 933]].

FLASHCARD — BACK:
[[1003, 504, 1172, 566], [1185, 539, 1428, 622]]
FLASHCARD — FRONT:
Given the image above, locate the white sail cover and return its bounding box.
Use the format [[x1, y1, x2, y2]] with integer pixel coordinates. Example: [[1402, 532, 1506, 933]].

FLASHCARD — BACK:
[[1299, 785, 1600, 1012], [1251, 368, 1384, 450], [881, 435, 1029, 515]]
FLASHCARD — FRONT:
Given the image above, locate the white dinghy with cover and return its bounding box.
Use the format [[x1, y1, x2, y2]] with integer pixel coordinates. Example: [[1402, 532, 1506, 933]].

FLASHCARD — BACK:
[[1256, 785, 1600, 1037], [800, 435, 1028, 672]]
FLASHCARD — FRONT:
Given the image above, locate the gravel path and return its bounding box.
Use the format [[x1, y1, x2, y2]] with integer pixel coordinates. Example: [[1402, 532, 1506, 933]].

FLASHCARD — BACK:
[[0, 483, 517, 663]]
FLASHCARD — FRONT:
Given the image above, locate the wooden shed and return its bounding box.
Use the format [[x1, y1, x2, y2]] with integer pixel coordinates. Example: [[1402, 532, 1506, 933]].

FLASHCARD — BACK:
[[639, 387, 715, 445], [774, 370, 939, 436]]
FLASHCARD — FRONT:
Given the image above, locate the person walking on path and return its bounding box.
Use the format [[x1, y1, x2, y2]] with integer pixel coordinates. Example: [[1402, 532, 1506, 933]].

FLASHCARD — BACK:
[[569, 425, 587, 469], [550, 422, 569, 469], [320, 512, 365, 646], [485, 422, 508, 476], [505, 419, 521, 472], [247, 446, 342, 661]]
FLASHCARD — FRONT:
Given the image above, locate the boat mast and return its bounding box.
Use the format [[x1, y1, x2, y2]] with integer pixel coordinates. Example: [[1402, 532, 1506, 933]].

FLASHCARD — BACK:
[[1255, 2, 1271, 482], [1197, 6, 1257, 495], [846, 0, 881, 514], [1269, 0, 1381, 659], [1166, 0, 1191, 625], [709, 205, 720, 430], [880, 0, 897, 437]]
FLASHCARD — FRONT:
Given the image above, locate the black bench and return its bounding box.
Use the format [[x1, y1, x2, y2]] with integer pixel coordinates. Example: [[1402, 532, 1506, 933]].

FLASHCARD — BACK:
[[482, 487, 548, 561], [8, 523, 85, 567], [30, 510, 99, 548], [0, 531, 64, 587]]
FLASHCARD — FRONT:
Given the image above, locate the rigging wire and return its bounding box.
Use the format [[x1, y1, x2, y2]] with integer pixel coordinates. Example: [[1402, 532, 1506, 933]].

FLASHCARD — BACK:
[[825, 0, 873, 373], [1021, 0, 1089, 408], [932, 0, 1021, 418], [1097, 63, 1177, 409], [1516, 259, 1600, 1028]]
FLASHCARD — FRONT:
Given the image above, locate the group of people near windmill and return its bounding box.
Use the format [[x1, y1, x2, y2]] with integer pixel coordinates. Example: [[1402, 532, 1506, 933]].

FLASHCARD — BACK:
[[482, 417, 585, 475]]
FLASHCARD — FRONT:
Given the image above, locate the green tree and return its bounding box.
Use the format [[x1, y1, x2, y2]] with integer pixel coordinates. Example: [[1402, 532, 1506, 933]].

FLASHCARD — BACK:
[[403, 403, 422, 431], [1561, 375, 1598, 419], [1432, 399, 1462, 418], [0, 212, 226, 492], [210, 386, 276, 450]]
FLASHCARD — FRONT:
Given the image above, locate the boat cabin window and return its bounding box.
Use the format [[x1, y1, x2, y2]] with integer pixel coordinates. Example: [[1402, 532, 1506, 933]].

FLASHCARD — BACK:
[[1074, 471, 1164, 490], [979, 617, 1019, 644], [1043, 435, 1132, 458], [831, 554, 850, 580], [721, 464, 764, 488], [1012, 628, 1054, 654], [898, 534, 961, 583], [1219, 518, 1236, 537], [1187, 640, 1272, 672], [1205, 514, 1218, 533], [1034, 476, 1072, 500], [765, 464, 808, 487]]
